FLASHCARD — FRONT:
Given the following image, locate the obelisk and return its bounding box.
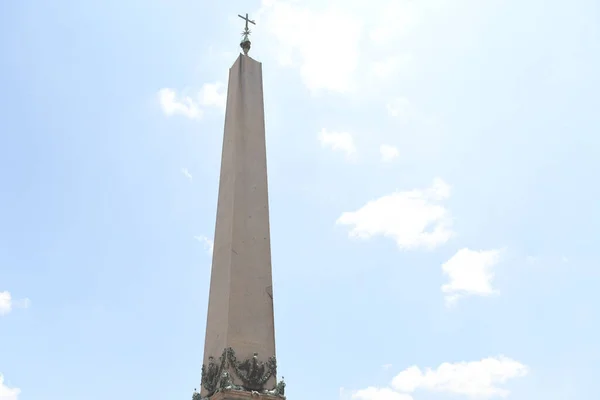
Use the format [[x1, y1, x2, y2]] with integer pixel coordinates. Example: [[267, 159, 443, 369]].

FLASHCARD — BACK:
[[194, 14, 284, 400]]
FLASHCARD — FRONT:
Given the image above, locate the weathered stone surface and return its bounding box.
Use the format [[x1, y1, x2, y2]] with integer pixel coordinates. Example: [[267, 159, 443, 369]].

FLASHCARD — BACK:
[[201, 54, 276, 397]]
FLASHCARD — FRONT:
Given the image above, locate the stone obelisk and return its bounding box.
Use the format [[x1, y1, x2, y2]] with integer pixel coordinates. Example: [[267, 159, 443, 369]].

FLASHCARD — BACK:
[[194, 14, 284, 400]]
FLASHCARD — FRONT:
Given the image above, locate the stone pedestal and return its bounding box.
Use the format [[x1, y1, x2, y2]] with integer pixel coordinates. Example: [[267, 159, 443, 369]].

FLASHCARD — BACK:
[[211, 390, 284, 400]]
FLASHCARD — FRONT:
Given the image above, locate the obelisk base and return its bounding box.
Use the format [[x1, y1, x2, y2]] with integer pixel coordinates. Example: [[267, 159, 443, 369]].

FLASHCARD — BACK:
[[211, 390, 285, 400]]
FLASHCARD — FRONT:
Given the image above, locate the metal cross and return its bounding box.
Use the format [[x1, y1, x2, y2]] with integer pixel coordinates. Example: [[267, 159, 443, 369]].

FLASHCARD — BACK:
[[238, 13, 255, 55], [238, 13, 256, 31]]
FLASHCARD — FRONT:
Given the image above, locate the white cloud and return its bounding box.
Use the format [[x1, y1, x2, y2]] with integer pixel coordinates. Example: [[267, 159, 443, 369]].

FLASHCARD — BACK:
[[337, 178, 453, 250], [181, 168, 193, 181], [353, 387, 413, 400], [199, 82, 226, 111], [380, 145, 399, 162], [370, 58, 399, 79], [525, 255, 539, 264], [442, 248, 502, 306], [194, 236, 214, 256], [0, 291, 29, 316], [256, 0, 427, 93], [370, 55, 415, 80], [258, 1, 362, 93], [0, 291, 10, 315], [158, 82, 226, 119], [339, 387, 351, 400], [390, 356, 529, 398], [0, 374, 20, 400], [318, 129, 357, 158], [386, 97, 412, 121], [158, 88, 202, 119], [369, 0, 419, 45]]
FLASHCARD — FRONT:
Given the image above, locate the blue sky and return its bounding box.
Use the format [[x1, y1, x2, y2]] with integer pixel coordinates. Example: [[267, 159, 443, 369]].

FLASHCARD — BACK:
[[1, 0, 599, 399]]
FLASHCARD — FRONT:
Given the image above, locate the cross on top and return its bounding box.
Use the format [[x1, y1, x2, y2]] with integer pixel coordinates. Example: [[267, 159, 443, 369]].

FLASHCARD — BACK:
[[238, 13, 256, 31], [238, 13, 255, 55]]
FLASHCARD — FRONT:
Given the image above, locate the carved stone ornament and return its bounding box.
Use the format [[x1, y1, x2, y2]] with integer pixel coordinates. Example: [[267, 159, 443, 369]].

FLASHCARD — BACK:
[[240, 39, 251, 56], [192, 388, 201, 400], [199, 347, 283, 398], [262, 377, 285, 397], [219, 370, 244, 392], [201, 354, 226, 395], [226, 348, 277, 389]]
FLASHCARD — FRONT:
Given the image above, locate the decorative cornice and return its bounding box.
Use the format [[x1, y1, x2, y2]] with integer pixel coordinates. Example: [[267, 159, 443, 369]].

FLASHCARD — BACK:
[[196, 348, 284, 399]]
